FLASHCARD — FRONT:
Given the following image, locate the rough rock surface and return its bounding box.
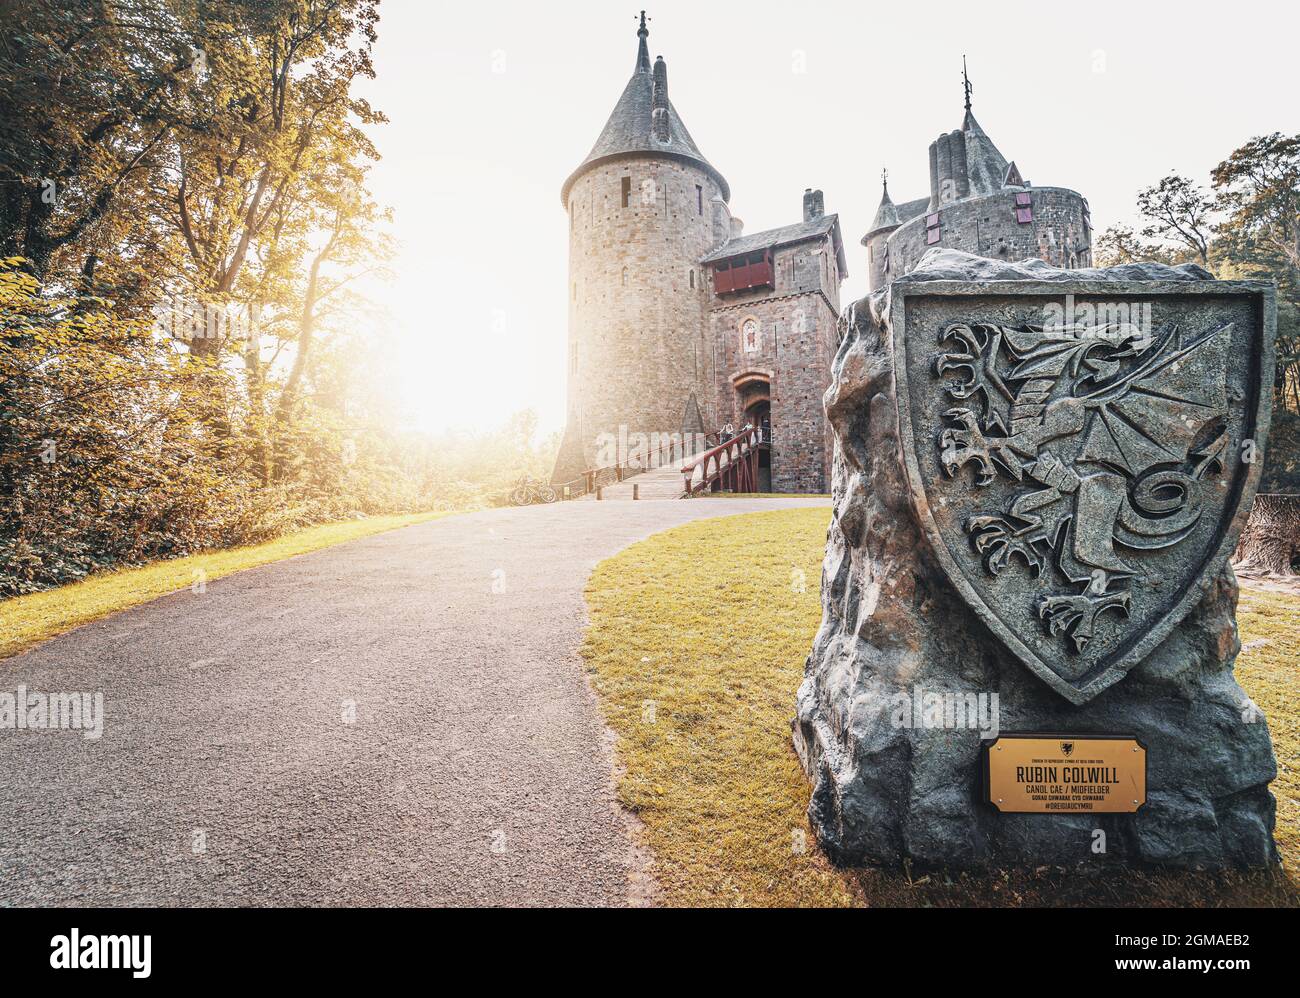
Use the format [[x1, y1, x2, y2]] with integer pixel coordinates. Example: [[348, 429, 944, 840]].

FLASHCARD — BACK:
[[793, 250, 1279, 869]]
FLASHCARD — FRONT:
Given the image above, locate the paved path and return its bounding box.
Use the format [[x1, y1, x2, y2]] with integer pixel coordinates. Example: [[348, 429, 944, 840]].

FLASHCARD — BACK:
[[0, 498, 828, 906]]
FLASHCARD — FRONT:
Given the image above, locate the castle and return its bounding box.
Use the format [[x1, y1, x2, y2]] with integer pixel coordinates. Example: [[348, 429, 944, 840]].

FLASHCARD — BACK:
[[863, 63, 1093, 292], [551, 17, 1092, 493]]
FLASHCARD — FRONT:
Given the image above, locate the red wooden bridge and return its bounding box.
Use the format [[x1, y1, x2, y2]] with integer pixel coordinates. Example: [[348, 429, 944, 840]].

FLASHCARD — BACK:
[[556, 427, 769, 501], [680, 426, 765, 496]]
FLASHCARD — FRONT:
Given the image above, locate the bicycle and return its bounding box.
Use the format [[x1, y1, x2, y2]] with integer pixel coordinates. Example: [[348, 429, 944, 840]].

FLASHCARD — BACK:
[[509, 475, 557, 506]]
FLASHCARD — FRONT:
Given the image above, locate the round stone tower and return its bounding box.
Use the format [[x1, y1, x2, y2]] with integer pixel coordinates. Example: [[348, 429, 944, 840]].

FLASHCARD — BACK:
[[864, 171, 902, 291], [551, 13, 730, 485], [861, 66, 1093, 294]]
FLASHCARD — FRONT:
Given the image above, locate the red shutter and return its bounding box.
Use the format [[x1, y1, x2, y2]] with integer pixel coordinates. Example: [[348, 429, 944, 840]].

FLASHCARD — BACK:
[[1015, 192, 1033, 224]]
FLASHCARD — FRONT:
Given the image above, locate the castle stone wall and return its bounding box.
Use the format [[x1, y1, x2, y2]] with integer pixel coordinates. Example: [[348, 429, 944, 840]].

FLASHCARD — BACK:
[[884, 187, 1091, 284], [708, 237, 841, 493], [865, 228, 893, 293]]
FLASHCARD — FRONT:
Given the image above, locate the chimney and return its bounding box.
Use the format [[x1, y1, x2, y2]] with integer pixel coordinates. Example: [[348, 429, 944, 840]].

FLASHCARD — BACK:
[[937, 132, 954, 204], [711, 195, 729, 247], [730, 216, 744, 239], [651, 56, 670, 143], [802, 188, 824, 221]]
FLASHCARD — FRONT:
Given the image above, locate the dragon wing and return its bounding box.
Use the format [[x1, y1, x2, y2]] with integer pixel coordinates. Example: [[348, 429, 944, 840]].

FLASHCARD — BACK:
[[1077, 323, 1231, 477], [1004, 323, 1140, 381]]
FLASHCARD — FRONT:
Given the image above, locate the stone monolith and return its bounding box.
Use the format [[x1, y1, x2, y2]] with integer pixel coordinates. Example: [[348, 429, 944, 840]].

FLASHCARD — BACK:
[[794, 250, 1279, 868]]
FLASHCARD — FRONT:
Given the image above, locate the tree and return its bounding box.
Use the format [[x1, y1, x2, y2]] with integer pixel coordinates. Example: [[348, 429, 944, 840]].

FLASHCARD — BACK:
[[0, 2, 560, 597], [1212, 133, 1300, 286], [0, 3, 423, 595], [162, 0, 384, 362], [1103, 141, 1300, 494], [0, 258, 249, 595], [1135, 173, 1215, 267], [1093, 224, 1179, 268], [1212, 133, 1300, 416], [1232, 494, 1300, 576], [0, 1, 203, 282]]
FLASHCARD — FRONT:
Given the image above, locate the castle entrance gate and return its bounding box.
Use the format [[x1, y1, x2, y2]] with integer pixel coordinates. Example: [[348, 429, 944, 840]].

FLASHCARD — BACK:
[[732, 372, 772, 492]]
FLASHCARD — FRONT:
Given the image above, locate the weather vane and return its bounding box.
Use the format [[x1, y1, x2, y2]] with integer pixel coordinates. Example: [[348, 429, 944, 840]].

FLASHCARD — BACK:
[[962, 55, 973, 111], [882, 167, 889, 190]]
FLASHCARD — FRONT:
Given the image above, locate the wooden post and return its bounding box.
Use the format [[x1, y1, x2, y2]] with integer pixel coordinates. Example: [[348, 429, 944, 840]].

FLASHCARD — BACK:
[[596, 486, 603, 500], [633, 483, 640, 500]]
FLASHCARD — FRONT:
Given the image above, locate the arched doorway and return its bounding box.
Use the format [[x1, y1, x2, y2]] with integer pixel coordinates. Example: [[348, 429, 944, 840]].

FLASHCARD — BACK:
[[732, 370, 772, 492]]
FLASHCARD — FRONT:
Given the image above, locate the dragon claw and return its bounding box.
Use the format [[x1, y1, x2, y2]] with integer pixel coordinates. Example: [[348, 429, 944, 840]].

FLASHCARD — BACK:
[[1037, 590, 1131, 653], [966, 516, 1045, 577], [935, 323, 1012, 405], [939, 409, 996, 485]]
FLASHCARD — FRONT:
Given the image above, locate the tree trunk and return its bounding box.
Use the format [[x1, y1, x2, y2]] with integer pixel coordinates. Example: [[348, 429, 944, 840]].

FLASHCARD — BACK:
[[271, 228, 336, 481], [1232, 493, 1300, 576]]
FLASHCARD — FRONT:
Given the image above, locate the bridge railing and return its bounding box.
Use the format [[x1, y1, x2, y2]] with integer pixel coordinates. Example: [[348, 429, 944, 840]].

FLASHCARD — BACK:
[[681, 426, 766, 496], [555, 432, 717, 499]]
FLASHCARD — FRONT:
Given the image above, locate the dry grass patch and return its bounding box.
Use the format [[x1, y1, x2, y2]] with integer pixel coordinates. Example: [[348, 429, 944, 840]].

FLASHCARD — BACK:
[[583, 506, 1300, 907], [1237, 587, 1300, 871], [0, 511, 454, 660]]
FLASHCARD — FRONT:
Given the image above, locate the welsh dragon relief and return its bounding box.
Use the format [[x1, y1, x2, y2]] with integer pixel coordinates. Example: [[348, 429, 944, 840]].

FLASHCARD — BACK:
[[933, 317, 1232, 659]]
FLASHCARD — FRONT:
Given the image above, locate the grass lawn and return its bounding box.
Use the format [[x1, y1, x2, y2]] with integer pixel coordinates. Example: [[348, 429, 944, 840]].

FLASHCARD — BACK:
[[0, 511, 454, 660], [582, 505, 1300, 907], [1237, 588, 1300, 871]]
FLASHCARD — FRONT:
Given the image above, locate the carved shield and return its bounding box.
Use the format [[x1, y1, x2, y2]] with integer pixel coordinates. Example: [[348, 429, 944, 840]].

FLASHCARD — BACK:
[[891, 281, 1274, 704]]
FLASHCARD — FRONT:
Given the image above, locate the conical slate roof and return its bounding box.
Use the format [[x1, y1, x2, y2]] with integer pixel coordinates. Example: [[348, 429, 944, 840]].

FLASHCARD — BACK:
[[866, 178, 900, 236], [560, 17, 729, 206], [961, 109, 1011, 197]]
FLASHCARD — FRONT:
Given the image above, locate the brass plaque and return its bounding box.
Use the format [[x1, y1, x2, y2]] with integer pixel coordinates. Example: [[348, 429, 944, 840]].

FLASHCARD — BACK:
[[983, 734, 1146, 813]]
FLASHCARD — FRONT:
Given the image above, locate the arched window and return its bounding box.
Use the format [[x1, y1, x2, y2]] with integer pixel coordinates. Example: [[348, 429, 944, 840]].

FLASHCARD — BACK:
[[689, 269, 695, 289]]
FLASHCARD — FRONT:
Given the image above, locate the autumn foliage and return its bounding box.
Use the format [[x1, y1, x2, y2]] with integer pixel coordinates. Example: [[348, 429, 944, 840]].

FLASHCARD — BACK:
[[0, 3, 552, 596]]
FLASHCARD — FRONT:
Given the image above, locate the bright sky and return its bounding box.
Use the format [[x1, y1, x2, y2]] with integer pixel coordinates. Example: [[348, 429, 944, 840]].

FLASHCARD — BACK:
[[355, 0, 1299, 436]]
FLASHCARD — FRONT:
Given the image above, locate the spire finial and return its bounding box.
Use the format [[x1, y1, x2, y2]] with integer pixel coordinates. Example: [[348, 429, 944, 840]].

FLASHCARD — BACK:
[[962, 55, 972, 111], [635, 11, 651, 71], [881, 167, 889, 193]]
